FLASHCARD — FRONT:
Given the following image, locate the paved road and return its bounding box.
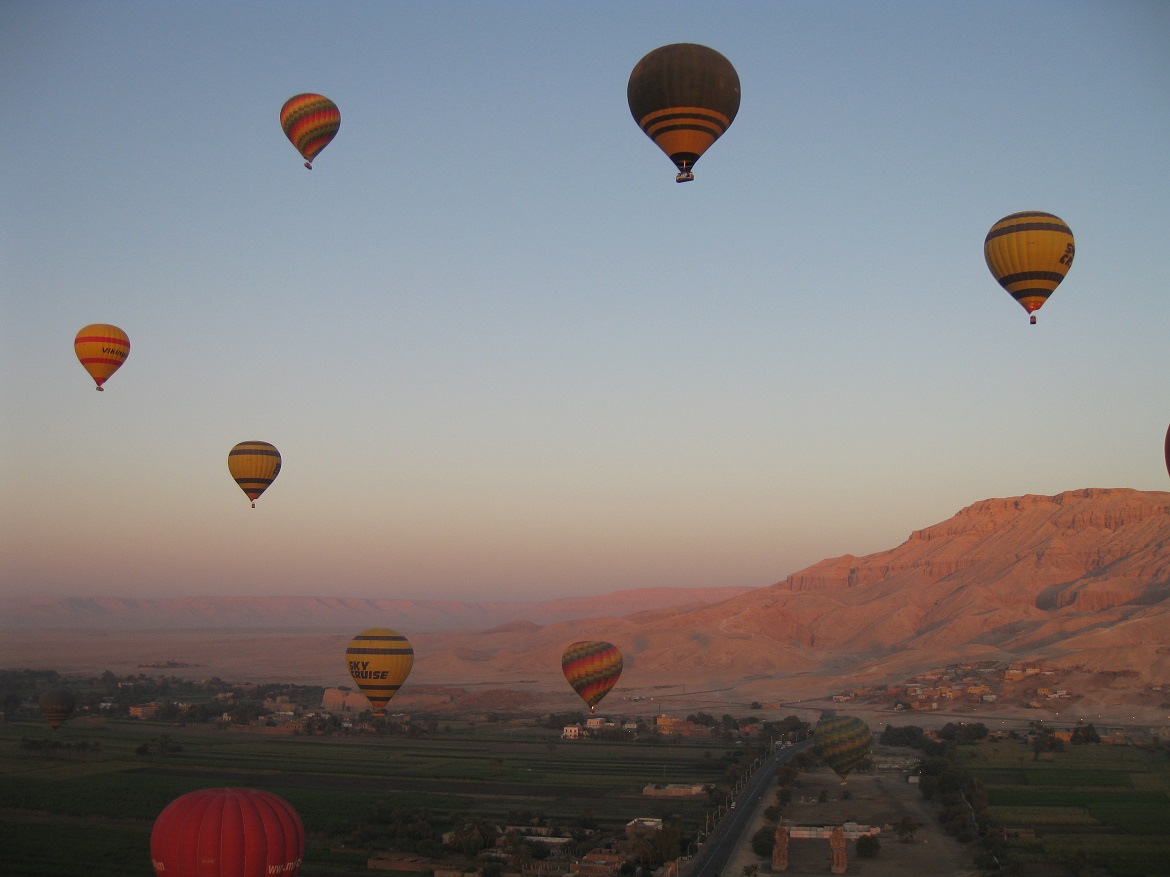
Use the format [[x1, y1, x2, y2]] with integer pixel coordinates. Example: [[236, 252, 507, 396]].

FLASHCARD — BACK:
[[681, 739, 813, 877]]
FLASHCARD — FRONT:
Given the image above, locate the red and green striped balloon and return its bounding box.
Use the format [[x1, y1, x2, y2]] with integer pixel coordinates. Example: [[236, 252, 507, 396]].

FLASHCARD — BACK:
[[813, 715, 872, 781], [561, 641, 623, 712], [280, 93, 340, 169]]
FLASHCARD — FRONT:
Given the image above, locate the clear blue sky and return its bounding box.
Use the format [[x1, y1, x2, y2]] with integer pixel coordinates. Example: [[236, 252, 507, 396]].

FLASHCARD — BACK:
[[2, 1, 1168, 601]]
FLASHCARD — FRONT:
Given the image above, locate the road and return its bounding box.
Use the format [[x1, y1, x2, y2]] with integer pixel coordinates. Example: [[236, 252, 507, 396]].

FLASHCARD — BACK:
[[681, 739, 813, 877]]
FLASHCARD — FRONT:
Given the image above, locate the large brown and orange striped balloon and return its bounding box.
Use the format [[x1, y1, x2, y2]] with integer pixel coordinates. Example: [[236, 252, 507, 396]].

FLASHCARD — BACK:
[[280, 93, 340, 169], [561, 640, 623, 712], [345, 628, 414, 716], [74, 323, 130, 391], [627, 44, 740, 182], [227, 441, 281, 508], [984, 211, 1075, 324]]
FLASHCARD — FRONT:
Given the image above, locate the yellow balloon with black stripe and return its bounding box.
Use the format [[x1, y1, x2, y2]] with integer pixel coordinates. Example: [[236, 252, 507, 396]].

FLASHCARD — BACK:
[[345, 628, 414, 716], [984, 211, 1074, 324], [227, 441, 281, 508]]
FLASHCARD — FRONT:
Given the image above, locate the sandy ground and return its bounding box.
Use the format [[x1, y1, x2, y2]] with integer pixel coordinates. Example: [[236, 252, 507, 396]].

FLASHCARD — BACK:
[[719, 765, 980, 877]]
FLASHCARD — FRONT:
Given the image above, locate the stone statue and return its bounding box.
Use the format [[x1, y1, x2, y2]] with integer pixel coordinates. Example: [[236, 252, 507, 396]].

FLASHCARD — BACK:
[[771, 825, 789, 872], [830, 825, 847, 874]]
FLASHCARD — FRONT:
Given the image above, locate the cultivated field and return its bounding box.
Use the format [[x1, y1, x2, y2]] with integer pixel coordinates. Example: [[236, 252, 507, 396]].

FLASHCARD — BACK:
[[0, 715, 735, 876]]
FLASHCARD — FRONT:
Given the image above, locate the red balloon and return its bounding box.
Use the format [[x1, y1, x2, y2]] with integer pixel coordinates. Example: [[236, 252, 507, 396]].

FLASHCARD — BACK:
[[151, 788, 304, 877]]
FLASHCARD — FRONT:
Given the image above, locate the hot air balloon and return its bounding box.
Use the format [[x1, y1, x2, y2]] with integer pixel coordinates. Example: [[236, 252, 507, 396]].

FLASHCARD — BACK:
[[561, 641, 622, 712], [813, 715, 872, 782], [627, 43, 740, 183], [280, 93, 340, 169], [984, 211, 1075, 325], [1164, 423, 1170, 480], [74, 324, 130, 391], [39, 687, 76, 730], [345, 628, 415, 716], [228, 441, 281, 508], [151, 788, 304, 877]]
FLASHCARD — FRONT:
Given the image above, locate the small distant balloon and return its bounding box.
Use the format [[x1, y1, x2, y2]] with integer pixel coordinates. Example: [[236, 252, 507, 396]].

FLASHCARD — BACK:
[[561, 641, 623, 712], [74, 324, 130, 391], [813, 715, 872, 781], [228, 441, 281, 508], [151, 787, 304, 877], [984, 211, 1075, 325], [627, 43, 741, 182], [280, 93, 340, 169], [345, 628, 415, 716], [1164, 423, 1170, 480], [39, 687, 76, 729]]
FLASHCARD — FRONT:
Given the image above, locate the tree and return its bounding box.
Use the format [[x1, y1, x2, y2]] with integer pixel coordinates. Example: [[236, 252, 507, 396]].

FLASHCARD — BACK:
[[750, 827, 774, 857], [895, 816, 919, 843], [742, 865, 758, 877], [856, 835, 881, 858]]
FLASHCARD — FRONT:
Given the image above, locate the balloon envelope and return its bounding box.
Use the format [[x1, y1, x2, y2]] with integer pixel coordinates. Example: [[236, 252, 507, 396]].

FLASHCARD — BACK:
[[39, 687, 76, 729], [813, 715, 872, 781], [561, 641, 623, 712], [74, 324, 130, 391], [345, 628, 415, 716], [280, 93, 340, 169], [627, 43, 740, 181], [984, 211, 1075, 322], [151, 787, 304, 877], [228, 441, 281, 507]]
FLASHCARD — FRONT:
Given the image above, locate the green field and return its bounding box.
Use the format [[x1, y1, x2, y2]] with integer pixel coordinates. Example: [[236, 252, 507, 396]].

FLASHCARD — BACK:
[[958, 740, 1170, 876], [0, 717, 737, 876]]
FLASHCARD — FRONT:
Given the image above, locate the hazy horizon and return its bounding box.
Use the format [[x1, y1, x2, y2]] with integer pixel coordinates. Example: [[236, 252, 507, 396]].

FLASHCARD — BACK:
[[3, 2, 1169, 603]]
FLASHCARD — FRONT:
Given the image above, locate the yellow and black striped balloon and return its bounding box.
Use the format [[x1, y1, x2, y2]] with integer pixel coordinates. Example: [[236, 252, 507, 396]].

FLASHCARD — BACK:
[[561, 640, 623, 712], [345, 628, 415, 716], [280, 93, 340, 169], [227, 441, 281, 508], [627, 43, 740, 182], [984, 211, 1075, 324], [74, 323, 130, 391]]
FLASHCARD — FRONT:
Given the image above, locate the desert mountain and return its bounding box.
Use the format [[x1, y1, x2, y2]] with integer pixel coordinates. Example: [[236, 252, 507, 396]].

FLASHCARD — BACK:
[[0, 586, 752, 632], [408, 488, 1170, 699], [4, 489, 1168, 720]]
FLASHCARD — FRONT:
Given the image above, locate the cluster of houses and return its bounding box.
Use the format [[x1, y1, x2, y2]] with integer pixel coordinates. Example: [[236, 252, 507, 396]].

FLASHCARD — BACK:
[[826, 662, 1079, 712]]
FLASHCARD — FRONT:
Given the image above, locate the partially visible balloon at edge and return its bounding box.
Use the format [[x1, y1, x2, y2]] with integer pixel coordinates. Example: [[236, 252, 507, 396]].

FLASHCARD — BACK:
[[74, 324, 130, 391], [280, 93, 340, 169]]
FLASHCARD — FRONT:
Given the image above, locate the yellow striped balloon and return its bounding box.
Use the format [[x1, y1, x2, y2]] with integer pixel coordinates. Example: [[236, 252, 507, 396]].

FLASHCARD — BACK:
[[561, 641, 623, 712], [627, 44, 740, 183], [984, 211, 1075, 324], [227, 441, 281, 508], [74, 323, 130, 391], [280, 93, 340, 169], [345, 628, 414, 716]]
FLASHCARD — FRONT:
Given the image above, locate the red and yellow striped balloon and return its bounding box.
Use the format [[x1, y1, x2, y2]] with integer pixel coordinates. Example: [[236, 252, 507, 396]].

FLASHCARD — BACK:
[[561, 641, 623, 712], [984, 211, 1075, 324], [345, 628, 415, 716], [627, 44, 740, 182], [227, 441, 281, 508], [74, 323, 130, 391], [280, 93, 340, 169]]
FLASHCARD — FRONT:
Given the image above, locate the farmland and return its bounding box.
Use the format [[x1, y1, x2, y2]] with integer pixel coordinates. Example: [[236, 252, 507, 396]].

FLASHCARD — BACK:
[[0, 714, 746, 877], [955, 738, 1170, 876]]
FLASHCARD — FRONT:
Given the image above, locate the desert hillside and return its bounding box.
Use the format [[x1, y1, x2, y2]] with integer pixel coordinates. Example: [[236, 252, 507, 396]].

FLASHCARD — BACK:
[[4, 488, 1168, 722]]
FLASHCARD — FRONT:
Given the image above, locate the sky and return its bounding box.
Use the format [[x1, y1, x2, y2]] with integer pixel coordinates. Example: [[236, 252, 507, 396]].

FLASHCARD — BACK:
[[2, 1, 1169, 603]]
